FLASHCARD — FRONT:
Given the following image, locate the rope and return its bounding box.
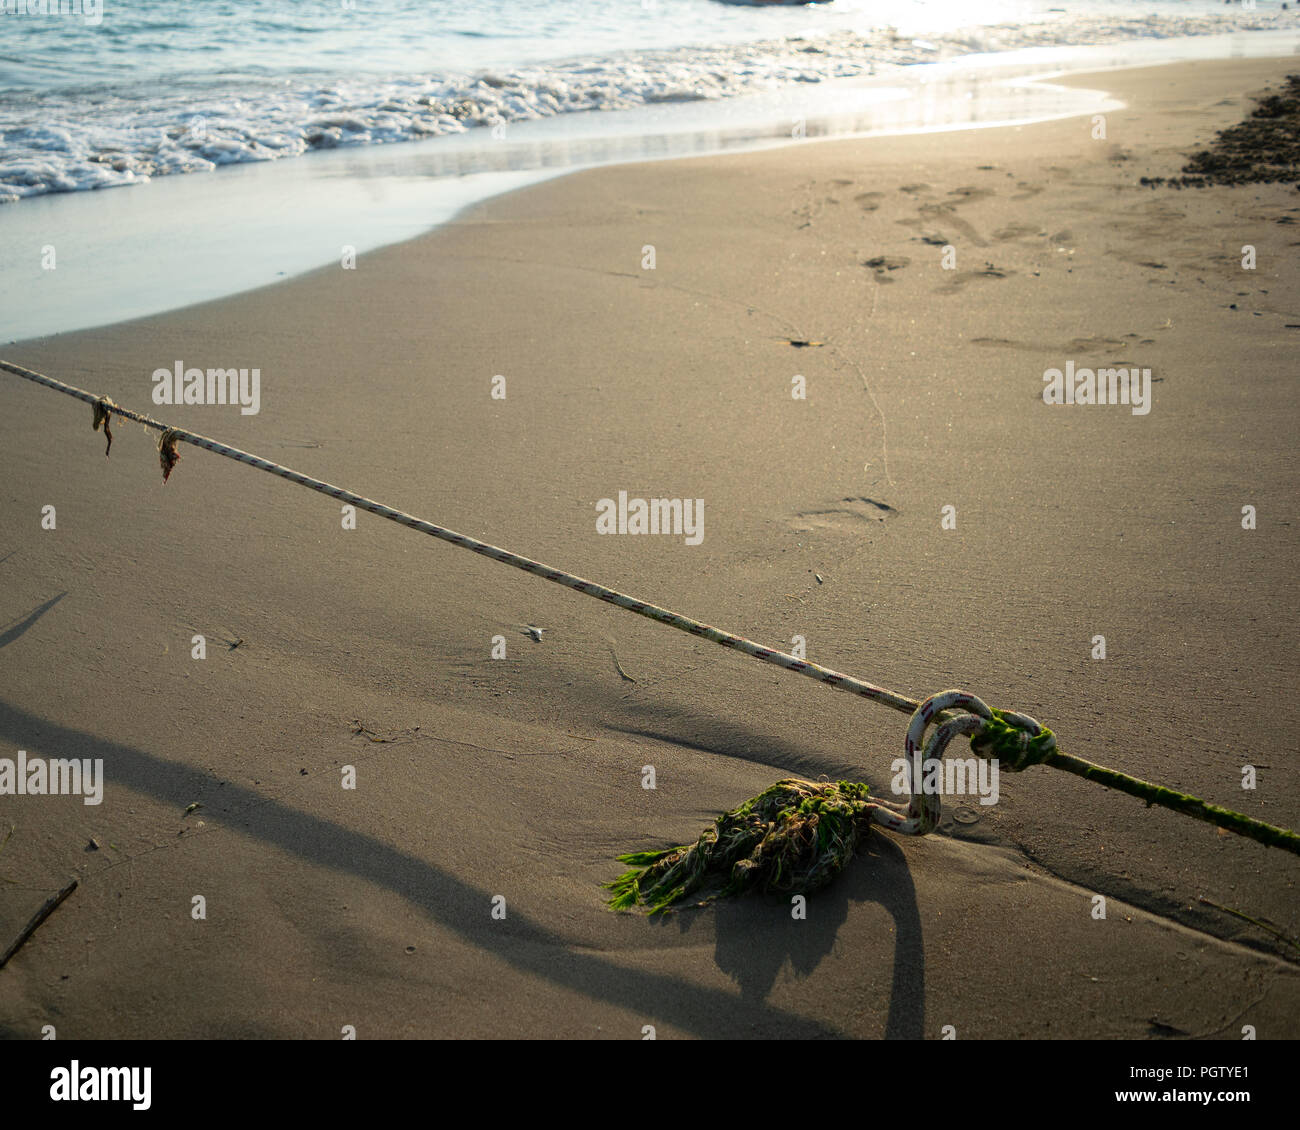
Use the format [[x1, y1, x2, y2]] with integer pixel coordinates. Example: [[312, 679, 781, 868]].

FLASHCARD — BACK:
[[3, 357, 1298, 858]]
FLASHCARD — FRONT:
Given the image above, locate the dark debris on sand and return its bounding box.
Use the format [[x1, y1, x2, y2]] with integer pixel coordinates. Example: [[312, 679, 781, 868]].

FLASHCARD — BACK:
[[1141, 74, 1300, 190]]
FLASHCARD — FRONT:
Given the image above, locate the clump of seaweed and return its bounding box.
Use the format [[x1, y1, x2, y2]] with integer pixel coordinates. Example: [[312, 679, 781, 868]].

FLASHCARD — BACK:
[[606, 778, 874, 914], [1141, 73, 1300, 188]]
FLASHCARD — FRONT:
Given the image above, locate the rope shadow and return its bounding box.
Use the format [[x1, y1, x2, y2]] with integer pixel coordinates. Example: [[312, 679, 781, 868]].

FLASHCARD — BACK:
[[590, 686, 927, 1032], [602, 713, 891, 788], [0, 594, 67, 651], [0, 697, 849, 1039]]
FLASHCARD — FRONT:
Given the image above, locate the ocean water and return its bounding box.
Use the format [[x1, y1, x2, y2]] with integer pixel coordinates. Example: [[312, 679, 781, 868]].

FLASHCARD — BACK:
[[2, 2, 1298, 340], [2, 0, 1298, 203]]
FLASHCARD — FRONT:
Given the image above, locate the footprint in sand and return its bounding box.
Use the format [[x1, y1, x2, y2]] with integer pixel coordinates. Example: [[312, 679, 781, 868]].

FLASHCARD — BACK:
[[992, 223, 1040, 242], [934, 264, 1013, 294], [947, 186, 994, 202], [790, 497, 898, 534], [915, 202, 987, 247], [971, 334, 1133, 352], [899, 183, 931, 195], [863, 255, 910, 282], [1065, 335, 1127, 351], [855, 191, 886, 211], [1010, 182, 1044, 201], [1141, 201, 1186, 218]]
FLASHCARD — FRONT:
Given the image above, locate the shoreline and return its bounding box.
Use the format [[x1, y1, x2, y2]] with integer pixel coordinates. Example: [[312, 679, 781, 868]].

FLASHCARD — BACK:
[[8, 7, 1300, 203], [5, 28, 1299, 344], [1, 54, 1297, 1038]]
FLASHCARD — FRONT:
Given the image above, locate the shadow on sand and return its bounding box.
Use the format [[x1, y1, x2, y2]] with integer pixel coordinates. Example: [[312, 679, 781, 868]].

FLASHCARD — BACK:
[[0, 695, 927, 1038]]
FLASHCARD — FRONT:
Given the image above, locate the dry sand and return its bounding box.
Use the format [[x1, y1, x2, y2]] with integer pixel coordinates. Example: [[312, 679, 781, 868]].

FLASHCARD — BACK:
[[1, 57, 1297, 1039]]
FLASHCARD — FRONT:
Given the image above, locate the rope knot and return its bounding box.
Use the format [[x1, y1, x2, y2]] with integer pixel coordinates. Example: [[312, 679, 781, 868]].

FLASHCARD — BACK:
[[971, 709, 1056, 772]]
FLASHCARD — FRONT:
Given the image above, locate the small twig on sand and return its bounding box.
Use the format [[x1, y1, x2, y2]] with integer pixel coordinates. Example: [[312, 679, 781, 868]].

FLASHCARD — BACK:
[[1197, 895, 1300, 955], [0, 879, 78, 969], [350, 719, 404, 743], [608, 644, 638, 683]]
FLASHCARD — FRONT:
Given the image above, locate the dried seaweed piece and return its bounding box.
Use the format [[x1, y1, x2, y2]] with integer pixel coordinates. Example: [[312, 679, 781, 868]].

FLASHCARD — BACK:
[[158, 428, 181, 483], [91, 397, 116, 456]]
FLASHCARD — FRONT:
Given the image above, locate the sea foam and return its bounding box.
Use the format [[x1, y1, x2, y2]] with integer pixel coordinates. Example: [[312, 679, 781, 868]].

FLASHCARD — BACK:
[[1, 10, 1296, 205]]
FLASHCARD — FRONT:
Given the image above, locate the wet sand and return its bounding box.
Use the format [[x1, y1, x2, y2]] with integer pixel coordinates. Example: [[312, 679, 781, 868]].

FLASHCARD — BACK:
[[0, 56, 1297, 1038]]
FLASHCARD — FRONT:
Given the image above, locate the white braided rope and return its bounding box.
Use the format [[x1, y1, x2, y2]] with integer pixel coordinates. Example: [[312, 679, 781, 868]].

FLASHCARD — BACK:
[[866, 689, 1050, 835], [1, 359, 1052, 834]]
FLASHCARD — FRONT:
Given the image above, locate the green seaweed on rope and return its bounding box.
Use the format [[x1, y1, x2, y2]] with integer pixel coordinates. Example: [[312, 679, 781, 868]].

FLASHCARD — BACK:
[[605, 778, 875, 914]]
